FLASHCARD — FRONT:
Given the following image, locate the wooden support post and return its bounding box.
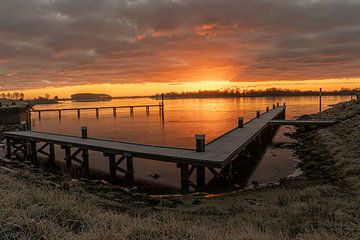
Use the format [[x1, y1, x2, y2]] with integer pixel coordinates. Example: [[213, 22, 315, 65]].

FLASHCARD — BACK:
[[130, 107, 134, 116], [82, 149, 89, 177], [113, 107, 117, 117], [277, 102, 279, 107], [195, 134, 205, 152], [126, 156, 134, 183], [5, 137, 11, 159], [81, 126, 89, 177], [238, 117, 244, 128], [179, 164, 189, 193], [38, 111, 41, 120], [319, 88, 322, 112], [77, 109, 81, 119], [282, 107, 286, 120], [96, 108, 99, 118], [226, 161, 233, 181], [256, 110, 261, 118], [58, 110, 62, 119], [108, 154, 116, 181], [20, 140, 27, 161], [266, 106, 269, 112], [30, 141, 38, 164], [63, 146, 72, 174], [160, 93, 165, 115], [196, 167, 205, 189], [26, 106, 32, 131], [283, 102, 286, 107], [49, 143, 55, 164], [273, 104, 275, 109]]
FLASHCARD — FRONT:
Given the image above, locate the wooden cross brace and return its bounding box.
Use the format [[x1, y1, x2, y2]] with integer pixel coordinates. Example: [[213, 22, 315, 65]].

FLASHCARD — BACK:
[[12, 143, 26, 155], [37, 143, 50, 157], [61, 146, 89, 176], [104, 152, 134, 182]]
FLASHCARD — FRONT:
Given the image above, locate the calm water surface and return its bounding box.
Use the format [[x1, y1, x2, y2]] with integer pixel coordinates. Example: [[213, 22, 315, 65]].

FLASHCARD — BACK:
[[31, 96, 349, 192]]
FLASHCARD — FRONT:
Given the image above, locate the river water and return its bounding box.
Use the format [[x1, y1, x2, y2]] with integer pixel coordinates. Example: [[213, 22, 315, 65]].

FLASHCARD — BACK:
[[30, 96, 349, 192]]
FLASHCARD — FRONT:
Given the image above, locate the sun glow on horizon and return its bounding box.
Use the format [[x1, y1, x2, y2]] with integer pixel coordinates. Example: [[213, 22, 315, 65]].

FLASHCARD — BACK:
[[2, 78, 359, 100]]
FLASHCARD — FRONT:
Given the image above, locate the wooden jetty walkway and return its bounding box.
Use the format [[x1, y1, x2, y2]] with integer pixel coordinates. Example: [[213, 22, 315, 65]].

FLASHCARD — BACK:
[[32, 103, 164, 119], [4, 104, 286, 192]]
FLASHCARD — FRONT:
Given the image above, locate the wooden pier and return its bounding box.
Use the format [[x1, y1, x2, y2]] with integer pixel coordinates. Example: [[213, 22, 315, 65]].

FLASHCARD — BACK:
[[4, 104, 286, 193], [32, 103, 164, 119]]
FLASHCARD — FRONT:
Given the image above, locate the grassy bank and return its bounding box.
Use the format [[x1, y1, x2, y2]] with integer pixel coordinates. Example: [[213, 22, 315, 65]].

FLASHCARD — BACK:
[[1, 100, 360, 239]]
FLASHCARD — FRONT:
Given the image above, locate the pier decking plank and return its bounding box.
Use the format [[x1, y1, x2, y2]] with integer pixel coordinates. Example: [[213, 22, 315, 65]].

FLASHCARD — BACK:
[[4, 107, 285, 168]]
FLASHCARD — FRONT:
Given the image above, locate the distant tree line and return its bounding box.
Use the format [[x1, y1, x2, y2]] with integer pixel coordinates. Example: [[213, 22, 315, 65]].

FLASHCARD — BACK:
[[154, 87, 360, 99], [1, 92, 25, 100]]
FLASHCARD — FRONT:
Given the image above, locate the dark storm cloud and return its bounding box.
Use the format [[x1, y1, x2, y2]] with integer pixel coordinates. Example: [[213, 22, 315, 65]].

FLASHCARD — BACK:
[[1, 0, 360, 90]]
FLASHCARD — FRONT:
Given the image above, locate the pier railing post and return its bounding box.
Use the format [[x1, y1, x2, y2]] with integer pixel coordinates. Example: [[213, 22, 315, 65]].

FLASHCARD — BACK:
[[256, 110, 261, 118], [277, 102, 279, 107], [113, 107, 117, 117], [195, 134, 205, 152], [58, 110, 62, 119], [273, 104, 275, 109], [319, 87, 322, 112], [130, 107, 134, 116], [77, 109, 81, 119], [81, 126, 88, 139], [266, 107, 269, 112], [238, 117, 244, 128]]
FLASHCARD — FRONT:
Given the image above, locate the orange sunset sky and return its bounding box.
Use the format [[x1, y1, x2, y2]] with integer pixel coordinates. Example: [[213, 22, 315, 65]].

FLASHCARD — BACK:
[[1, 0, 359, 99]]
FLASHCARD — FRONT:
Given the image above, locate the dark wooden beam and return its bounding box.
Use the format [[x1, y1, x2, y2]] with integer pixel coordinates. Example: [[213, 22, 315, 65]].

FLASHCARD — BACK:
[[63, 146, 72, 174], [179, 164, 189, 193], [108, 154, 116, 181]]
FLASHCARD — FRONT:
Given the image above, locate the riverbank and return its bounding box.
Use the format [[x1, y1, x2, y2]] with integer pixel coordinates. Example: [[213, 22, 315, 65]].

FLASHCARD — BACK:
[[1, 100, 360, 239]]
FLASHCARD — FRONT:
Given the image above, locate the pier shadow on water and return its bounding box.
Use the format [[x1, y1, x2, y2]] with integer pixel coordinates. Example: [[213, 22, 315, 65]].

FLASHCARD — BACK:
[[201, 125, 299, 194]]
